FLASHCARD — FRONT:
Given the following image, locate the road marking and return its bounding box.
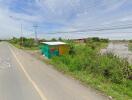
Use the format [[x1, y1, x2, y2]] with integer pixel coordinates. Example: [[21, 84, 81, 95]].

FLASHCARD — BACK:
[[9, 46, 47, 100]]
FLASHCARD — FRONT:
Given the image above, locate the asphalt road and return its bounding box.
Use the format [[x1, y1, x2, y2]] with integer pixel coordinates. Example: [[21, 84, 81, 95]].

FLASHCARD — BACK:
[[0, 42, 108, 100]]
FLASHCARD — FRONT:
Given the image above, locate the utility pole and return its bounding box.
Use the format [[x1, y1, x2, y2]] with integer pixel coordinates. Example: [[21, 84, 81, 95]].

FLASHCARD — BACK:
[[33, 24, 38, 43], [20, 24, 23, 48]]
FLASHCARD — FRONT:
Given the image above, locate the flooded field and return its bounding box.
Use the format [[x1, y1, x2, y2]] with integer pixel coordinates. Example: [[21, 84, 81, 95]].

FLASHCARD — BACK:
[[101, 42, 132, 64]]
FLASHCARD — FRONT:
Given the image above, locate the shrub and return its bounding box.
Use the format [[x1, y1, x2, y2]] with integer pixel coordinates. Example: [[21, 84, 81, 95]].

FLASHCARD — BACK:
[[58, 37, 62, 41], [92, 37, 100, 42], [52, 41, 132, 84], [69, 43, 76, 56], [10, 37, 38, 48], [51, 38, 57, 41]]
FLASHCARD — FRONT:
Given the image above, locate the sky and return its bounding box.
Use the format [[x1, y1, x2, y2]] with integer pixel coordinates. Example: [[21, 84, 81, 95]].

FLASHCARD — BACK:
[[0, 0, 132, 39]]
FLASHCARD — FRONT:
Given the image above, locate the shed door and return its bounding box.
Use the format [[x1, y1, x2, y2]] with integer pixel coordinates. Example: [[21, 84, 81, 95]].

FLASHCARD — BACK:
[[59, 45, 69, 55]]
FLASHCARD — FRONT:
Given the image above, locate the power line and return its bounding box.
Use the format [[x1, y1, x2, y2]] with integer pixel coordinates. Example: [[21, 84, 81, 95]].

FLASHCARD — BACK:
[[45, 25, 132, 34], [17, 22, 132, 35]]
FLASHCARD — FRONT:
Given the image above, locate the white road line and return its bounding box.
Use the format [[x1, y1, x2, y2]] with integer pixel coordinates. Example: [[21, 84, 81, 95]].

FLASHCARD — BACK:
[[9, 46, 47, 100]]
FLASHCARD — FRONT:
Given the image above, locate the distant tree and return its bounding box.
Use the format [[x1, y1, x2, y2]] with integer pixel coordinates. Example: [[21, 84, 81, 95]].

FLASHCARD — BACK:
[[11, 37, 19, 44], [22, 38, 35, 48], [51, 38, 57, 41], [129, 40, 132, 43], [92, 37, 100, 42], [100, 39, 109, 43], [58, 37, 62, 41]]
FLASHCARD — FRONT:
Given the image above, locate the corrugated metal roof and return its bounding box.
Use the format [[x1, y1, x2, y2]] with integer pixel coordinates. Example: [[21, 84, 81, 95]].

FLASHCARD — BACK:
[[41, 42, 66, 45]]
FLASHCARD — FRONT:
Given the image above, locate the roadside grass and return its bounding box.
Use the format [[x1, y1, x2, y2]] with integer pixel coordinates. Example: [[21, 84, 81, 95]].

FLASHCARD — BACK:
[[51, 41, 132, 100], [50, 61, 132, 100]]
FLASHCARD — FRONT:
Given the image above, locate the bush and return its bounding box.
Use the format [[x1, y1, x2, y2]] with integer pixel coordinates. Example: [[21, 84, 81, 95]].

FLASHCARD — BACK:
[[129, 40, 132, 43], [10, 37, 38, 49], [22, 38, 35, 48], [58, 37, 62, 41], [51, 38, 57, 41], [69, 42, 76, 56], [51, 40, 132, 100], [100, 39, 109, 43], [92, 37, 100, 42], [52, 42, 132, 84]]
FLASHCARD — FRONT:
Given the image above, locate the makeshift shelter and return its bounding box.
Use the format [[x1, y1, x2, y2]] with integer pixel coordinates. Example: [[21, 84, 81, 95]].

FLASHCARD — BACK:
[[40, 42, 69, 58]]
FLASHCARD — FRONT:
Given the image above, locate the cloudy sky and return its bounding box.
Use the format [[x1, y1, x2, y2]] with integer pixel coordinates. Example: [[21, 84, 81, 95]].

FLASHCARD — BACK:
[[0, 0, 132, 39]]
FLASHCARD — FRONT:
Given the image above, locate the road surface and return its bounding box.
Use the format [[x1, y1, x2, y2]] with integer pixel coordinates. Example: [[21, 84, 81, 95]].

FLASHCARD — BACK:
[[0, 42, 108, 100]]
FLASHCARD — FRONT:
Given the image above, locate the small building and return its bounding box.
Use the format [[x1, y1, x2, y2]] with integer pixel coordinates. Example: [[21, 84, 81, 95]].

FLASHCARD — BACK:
[[71, 38, 87, 43], [74, 39, 86, 43], [40, 42, 69, 58]]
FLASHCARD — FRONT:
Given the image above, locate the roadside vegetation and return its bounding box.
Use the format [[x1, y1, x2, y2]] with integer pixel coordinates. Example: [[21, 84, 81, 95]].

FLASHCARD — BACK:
[[9, 37, 63, 50], [9, 37, 39, 50], [129, 40, 132, 51], [51, 38, 132, 100], [0, 39, 3, 42]]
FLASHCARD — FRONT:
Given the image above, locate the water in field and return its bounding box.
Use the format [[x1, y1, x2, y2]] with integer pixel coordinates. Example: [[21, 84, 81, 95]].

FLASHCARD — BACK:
[[101, 42, 132, 64]]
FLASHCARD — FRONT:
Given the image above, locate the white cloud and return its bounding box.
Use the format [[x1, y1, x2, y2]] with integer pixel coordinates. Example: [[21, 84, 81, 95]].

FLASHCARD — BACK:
[[101, 0, 127, 12], [0, 0, 41, 38], [119, 16, 132, 22]]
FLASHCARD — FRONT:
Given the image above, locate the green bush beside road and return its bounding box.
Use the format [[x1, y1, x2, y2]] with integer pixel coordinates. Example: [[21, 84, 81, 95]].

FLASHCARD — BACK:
[[129, 40, 132, 51], [51, 39, 132, 100], [9, 37, 39, 50]]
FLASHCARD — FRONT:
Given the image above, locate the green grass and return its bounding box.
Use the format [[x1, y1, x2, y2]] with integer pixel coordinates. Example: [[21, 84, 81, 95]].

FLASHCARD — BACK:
[[72, 72, 131, 100], [51, 60, 132, 100], [51, 41, 132, 100]]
